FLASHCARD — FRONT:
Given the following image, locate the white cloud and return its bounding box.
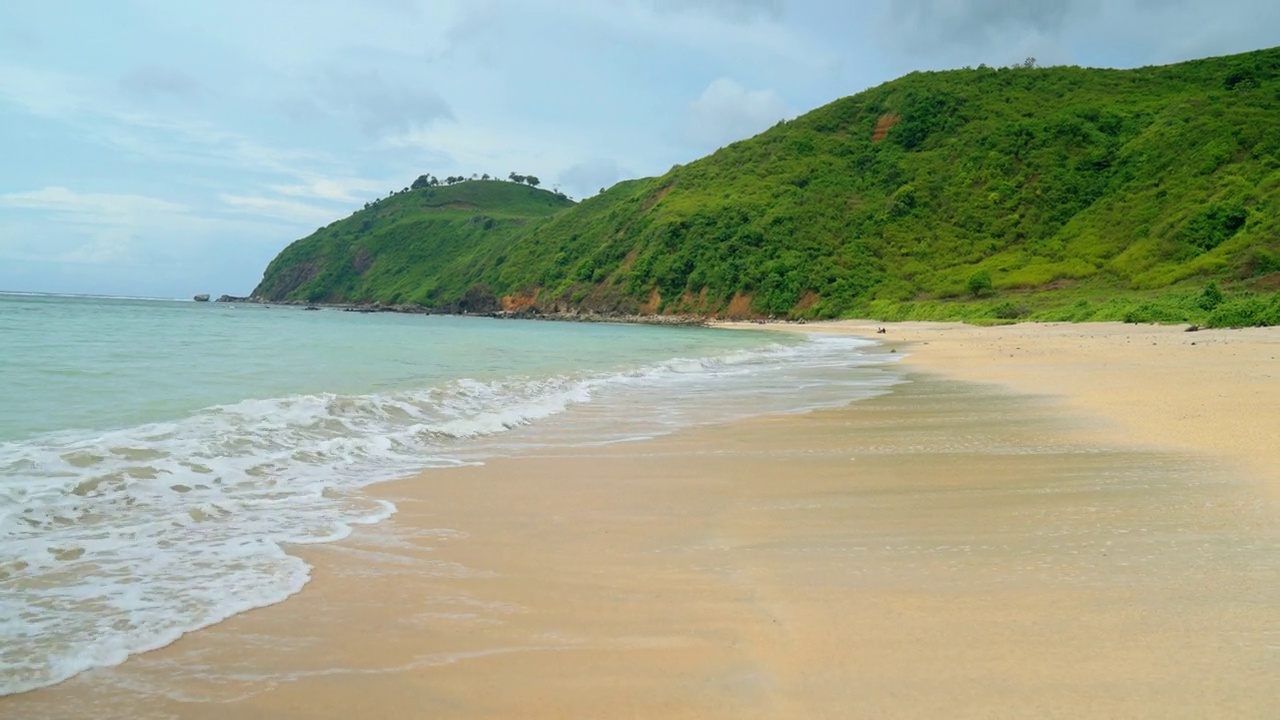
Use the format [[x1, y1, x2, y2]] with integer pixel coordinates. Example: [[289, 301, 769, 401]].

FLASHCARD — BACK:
[[685, 78, 790, 148], [0, 187, 189, 266], [219, 194, 342, 225], [579, 0, 828, 73], [559, 158, 625, 197], [0, 61, 347, 186], [118, 65, 206, 102], [92, 111, 336, 180], [0, 64, 87, 119], [651, 0, 785, 24], [268, 177, 386, 203], [386, 120, 569, 179], [0, 187, 295, 270], [305, 66, 454, 137], [1, 186, 189, 218], [871, 0, 1280, 68]]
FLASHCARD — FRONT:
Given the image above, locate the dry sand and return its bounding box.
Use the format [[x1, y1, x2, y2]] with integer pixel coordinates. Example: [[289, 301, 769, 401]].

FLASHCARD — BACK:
[[723, 320, 1280, 492], [6, 321, 1278, 719]]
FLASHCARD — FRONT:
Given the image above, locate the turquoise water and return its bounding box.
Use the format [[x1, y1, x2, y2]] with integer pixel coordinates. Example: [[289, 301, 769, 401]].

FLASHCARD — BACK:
[[0, 294, 783, 441], [0, 292, 901, 696]]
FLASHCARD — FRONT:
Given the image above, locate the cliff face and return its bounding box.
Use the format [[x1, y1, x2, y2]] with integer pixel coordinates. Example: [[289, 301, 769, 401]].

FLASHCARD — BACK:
[[255, 47, 1280, 325]]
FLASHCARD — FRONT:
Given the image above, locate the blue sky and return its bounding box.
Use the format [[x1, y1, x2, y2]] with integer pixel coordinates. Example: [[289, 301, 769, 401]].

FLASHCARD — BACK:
[[1, 0, 1276, 298]]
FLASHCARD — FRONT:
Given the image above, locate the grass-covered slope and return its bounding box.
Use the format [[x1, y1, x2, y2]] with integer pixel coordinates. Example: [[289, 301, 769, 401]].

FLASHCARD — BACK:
[[255, 47, 1280, 325], [253, 180, 574, 307]]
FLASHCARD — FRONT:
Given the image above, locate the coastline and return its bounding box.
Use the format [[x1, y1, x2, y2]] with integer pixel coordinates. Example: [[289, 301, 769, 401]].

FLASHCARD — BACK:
[[5, 320, 1278, 718], [215, 296, 712, 326]]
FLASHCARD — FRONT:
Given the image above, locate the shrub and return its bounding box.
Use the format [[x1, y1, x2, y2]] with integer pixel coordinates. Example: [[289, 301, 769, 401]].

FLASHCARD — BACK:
[[1207, 295, 1280, 327], [992, 301, 1030, 319], [967, 270, 994, 297], [1123, 301, 1189, 324], [1181, 203, 1248, 251], [1197, 281, 1224, 310], [1245, 249, 1280, 276]]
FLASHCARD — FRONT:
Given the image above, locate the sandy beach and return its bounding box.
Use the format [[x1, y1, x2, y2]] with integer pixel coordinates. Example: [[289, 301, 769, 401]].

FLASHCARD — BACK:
[[5, 321, 1278, 719], [732, 320, 1280, 492]]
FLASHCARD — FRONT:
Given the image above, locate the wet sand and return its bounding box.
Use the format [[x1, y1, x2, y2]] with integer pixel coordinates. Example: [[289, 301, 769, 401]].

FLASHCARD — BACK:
[[5, 322, 1278, 719]]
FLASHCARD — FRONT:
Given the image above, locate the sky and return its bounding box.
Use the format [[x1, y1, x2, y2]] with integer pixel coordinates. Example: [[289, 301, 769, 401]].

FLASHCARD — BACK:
[[1, 1, 1277, 298]]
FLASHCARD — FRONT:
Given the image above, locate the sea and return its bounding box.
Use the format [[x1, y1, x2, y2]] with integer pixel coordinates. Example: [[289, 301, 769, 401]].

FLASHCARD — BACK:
[[0, 291, 902, 696]]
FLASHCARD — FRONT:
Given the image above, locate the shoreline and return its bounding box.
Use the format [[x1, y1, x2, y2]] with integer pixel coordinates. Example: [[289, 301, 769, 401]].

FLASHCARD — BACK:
[[215, 296, 713, 326], [5, 320, 1278, 717]]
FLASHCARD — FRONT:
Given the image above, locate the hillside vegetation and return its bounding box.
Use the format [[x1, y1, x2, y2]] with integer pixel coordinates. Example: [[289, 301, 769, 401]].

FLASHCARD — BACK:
[[253, 180, 573, 311], [254, 47, 1280, 326]]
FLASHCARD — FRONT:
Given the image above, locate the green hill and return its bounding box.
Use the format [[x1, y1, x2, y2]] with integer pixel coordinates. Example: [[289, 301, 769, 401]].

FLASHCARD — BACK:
[[253, 47, 1280, 326], [252, 180, 575, 310]]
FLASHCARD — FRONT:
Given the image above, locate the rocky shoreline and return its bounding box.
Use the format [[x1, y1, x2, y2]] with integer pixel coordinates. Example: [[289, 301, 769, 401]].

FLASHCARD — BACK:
[[214, 295, 712, 327]]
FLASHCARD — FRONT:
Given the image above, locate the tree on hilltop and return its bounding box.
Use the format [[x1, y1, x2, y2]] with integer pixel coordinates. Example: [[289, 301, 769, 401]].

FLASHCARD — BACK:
[[507, 172, 540, 187]]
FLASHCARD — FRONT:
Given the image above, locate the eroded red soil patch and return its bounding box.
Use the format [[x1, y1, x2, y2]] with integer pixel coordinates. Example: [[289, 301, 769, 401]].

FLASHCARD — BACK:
[[872, 113, 901, 143], [501, 289, 540, 312], [639, 288, 662, 314], [723, 291, 755, 319], [641, 184, 674, 213]]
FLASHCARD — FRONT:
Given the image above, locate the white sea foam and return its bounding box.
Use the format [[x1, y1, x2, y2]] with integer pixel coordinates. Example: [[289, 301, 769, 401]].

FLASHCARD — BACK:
[[0, 333, 899, 696], [0, 290, 185, 302]]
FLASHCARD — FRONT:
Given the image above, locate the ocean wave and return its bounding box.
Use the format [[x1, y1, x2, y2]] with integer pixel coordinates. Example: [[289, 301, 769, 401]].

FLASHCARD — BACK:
[[0, 333, 899, 695], [0, 291, 187, 302]]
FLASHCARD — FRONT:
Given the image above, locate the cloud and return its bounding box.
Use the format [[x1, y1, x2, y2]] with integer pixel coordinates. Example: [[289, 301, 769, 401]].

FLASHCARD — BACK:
[[559, 158, 625, 197], [93, 111, 335, 180], [886, 0, 1077, 43], [118, 65, 206, 102], [268, 177, 386, 203], [867, 0, 1080, 66], [0, 185, 303, 300], [566, 1, 830, 76], [1, 186, 189, 218], [0, 187, 192, 265], [0, 64, 87, 118], [685, 78, 789, 148], [871, 0, 1279, 67], [386, 120, 565, 179], [651, 0, 785, 23], [219, 194, 342, 225], [307, 66, 454, 136], [0, 62, 344, 188], [437, 0, 503, 60]]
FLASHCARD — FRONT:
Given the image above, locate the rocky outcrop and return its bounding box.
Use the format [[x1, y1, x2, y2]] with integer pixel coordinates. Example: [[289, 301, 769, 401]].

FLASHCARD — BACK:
[[193, 294, 210, 302], [487, 308, 706, 326], [224, 288, 705, 325], [441, 284, 500, 315]]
